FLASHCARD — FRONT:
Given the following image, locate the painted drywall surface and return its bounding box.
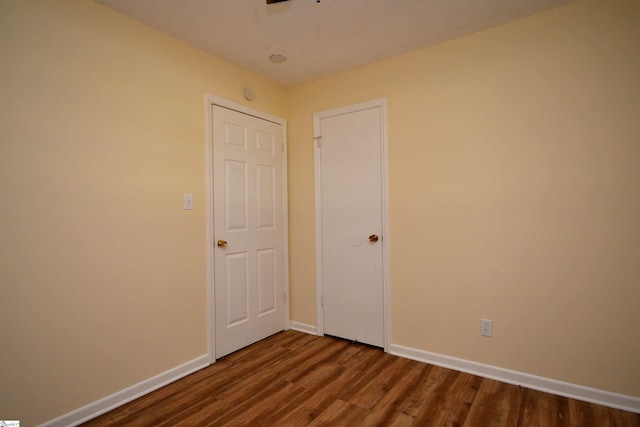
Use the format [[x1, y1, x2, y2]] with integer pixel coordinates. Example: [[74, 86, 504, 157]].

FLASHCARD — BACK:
[[0, 1, 286, 425], [1, 0, 638, 424], [286, 0, 640, 397]]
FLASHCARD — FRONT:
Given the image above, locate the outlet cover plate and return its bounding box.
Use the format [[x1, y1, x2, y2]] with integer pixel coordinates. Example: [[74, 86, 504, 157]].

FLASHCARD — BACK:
[[481, 318, 493, 337]]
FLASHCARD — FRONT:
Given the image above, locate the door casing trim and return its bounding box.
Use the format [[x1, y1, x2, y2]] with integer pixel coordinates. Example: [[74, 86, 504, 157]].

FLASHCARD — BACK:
[[205, 94, 289, 364], [313, 98, 391, 352]]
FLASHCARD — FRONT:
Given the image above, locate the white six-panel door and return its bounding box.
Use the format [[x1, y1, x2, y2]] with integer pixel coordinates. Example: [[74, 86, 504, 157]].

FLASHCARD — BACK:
[[314, 100, 388, 348], [212, 104, 285, 358]]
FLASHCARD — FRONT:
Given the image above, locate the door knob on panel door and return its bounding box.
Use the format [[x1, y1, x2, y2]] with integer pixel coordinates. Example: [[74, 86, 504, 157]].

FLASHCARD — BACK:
[[217, 239, 228, 248], [368, 234, 379, 242]]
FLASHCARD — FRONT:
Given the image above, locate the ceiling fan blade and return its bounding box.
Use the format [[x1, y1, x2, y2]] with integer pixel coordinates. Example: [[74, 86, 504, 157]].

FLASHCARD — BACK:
[[266, 0, 289, 4]]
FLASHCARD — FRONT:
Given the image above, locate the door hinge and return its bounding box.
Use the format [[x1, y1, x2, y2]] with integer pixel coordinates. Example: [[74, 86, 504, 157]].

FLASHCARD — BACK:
[[321, 294, 324, 306], [283, 291, 287, 303], [314, 136, 322, 148]]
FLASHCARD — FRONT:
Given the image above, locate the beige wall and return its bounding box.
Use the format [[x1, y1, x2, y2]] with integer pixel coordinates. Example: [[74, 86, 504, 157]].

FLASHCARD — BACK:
[[0, 1, 286, 425], [287, 0, 640, 398], [2, 0, 639, 425]]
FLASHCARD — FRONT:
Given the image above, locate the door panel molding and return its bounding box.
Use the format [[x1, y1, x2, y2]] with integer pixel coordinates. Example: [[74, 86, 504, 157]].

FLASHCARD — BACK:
[[205, 94, 289, 363], [313, 98, 390, 351]]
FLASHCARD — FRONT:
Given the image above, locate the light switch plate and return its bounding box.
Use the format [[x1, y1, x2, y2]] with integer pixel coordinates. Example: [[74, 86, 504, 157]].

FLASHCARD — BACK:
[[183, 193, 193, 210]]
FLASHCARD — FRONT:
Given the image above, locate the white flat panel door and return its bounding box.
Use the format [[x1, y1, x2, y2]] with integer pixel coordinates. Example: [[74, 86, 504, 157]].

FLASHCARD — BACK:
[[317, 104, 385, 347], [213, 105, 284, 358]]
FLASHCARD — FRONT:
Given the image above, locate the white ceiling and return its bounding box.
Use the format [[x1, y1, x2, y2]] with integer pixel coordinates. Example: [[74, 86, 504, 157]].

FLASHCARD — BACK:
[[96, 0, 577, 87]]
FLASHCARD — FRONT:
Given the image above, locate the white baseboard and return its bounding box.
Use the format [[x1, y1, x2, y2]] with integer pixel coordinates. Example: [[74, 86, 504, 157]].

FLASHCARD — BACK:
[[389, 344, 640, 414], [289, 321, 317, 335], [39, 354, 210, 427]]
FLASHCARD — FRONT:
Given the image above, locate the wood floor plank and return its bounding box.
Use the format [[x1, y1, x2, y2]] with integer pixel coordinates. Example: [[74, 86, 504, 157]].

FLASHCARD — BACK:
[[337, 351, 398, 403], [359, 361, 427, 425], [412, 370, 483, 426], [213, 337, 331, 405], [463, 378, 524, 426], [153, 395, 235, 427], [81, 331, 640, 427], [613, 407, 640, 426], [345, 355, 415, 410], [306, 398, 371, 427], [209, 380, 304, 426], [256, 358, 366, 425], [518, 388, 571, 427], [338, 341, 387, 371], [278, 330, 319, 350], [396, 364, 450, 417], [567, 397, 615, 427], [327, 338, 367, 365], [282, 338, 351, 384]]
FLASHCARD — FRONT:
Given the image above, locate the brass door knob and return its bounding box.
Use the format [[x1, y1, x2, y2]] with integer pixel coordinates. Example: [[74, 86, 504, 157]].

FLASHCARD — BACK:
[[369, 234, 379, 242], [217, 239, 228, 248]]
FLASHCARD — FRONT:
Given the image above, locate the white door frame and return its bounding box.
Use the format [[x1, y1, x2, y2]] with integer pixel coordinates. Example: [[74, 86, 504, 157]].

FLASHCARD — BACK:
[[313, 98, 391, 352], [205, 94, 289, 363]]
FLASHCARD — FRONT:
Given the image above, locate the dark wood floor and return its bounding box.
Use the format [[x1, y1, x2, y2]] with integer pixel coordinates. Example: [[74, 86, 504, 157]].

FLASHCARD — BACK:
[[82, 330, 640, 426]]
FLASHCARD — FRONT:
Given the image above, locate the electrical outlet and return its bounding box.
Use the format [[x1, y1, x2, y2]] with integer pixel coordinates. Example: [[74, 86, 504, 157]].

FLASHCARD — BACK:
[[481, 318, 492, 337]]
